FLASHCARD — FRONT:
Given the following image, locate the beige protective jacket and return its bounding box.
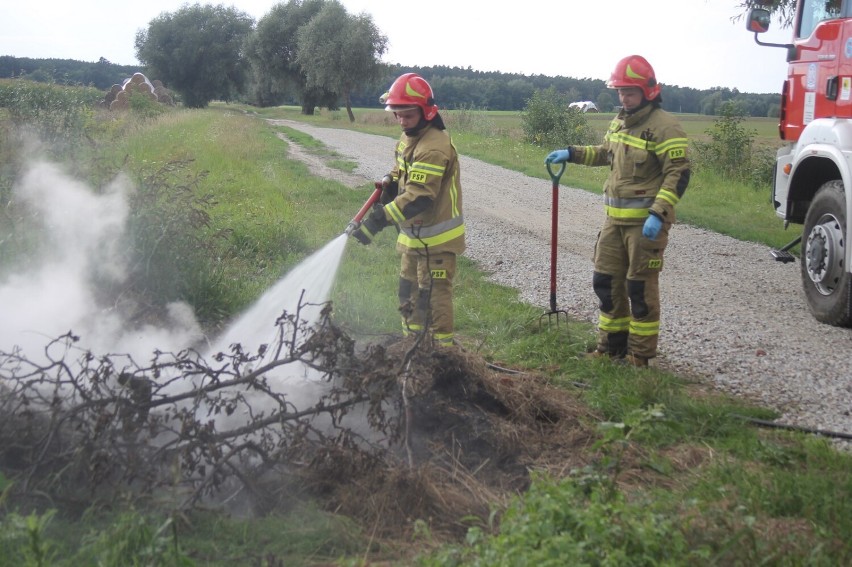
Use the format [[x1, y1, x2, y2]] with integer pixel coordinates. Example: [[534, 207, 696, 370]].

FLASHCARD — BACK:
[[383, 124, 466, 255], [569, 104, 690, 225]]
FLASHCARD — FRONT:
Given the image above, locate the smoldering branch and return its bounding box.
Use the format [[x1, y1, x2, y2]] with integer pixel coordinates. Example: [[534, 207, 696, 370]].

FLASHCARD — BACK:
[[0, 298, 402, 511]]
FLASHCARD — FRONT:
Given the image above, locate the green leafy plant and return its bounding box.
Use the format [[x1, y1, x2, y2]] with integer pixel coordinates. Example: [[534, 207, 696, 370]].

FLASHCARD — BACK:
[[692, 100, 773, 189], [521, 86, 596, 147], [75, 510, 192, 567], [123, 157, 235, 323], [593, 404, 670, 500], [128, 90, 168, 120], [421, 472, 703, 567], [0, 504, 58, 567]]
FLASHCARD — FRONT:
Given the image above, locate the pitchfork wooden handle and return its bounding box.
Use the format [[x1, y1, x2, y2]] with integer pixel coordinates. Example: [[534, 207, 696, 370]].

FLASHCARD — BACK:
[[545, 161, 566, 314]]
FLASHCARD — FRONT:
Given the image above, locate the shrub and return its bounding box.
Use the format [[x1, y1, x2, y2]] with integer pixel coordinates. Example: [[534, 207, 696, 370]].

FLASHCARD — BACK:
[[521, 86, 596, 147], [128, 90, 168, 120], [124, 157, 234, 324], [692, 101, 773, 189]]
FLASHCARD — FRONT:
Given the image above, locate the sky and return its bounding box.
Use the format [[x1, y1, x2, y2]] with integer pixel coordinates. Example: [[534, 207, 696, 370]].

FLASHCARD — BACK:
[[1, 0, 794, 94]]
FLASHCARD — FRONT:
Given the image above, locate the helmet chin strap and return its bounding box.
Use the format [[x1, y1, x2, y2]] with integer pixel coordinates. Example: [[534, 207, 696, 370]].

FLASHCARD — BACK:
[[626, 97, 663, 115], [404, 113, 446, 135], [626, 98, 650, 115], [404, 117, 429, 136]]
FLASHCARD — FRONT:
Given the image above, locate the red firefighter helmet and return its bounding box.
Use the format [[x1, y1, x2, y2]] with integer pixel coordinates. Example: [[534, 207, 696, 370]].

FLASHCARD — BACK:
[[383, 73, 439, 121], [606, 55, 661, 101]]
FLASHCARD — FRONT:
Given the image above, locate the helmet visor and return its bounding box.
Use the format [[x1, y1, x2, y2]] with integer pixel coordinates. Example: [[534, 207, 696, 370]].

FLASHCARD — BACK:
[[385, 104, 420, 113]]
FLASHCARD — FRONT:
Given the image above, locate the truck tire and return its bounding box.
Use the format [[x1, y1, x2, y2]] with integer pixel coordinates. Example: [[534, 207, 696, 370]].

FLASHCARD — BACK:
[[800, 180, 852, 326]]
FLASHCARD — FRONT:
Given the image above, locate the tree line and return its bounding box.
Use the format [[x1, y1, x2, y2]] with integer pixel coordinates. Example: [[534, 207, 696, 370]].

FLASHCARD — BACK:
[[357, 66, 782, 117], [0, 56, 138, 91], [1, 0, 783, 117]]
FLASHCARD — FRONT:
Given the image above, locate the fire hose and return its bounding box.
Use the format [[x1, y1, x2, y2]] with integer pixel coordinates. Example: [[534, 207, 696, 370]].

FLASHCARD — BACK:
[[343, 182, 383, 236]]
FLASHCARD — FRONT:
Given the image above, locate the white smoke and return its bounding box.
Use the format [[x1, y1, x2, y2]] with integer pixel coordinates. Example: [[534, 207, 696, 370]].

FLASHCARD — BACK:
[[0, 161, 378, 442], [0, 161, 203, 360]]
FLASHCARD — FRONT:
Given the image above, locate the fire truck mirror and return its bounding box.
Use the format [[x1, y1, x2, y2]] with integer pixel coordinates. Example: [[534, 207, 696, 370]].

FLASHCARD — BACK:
[[747, 8, 771, 34]]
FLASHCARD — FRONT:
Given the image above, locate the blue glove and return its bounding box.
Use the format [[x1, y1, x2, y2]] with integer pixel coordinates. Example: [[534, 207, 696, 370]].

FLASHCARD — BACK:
[[544, 149, 571, 164], [643, 213, 663, 240]]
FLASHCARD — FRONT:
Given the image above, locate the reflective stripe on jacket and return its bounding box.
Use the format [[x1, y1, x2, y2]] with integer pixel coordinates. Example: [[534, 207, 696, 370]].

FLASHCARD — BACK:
[[384, 124, 466, 254], [570, 104, 690, 225]]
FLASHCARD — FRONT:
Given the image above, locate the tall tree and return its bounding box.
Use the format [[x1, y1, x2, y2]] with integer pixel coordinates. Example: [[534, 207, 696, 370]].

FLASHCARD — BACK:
[[135, 3, 254, 108], [245, 0, 337, 113], [295, 1, 387, 122]]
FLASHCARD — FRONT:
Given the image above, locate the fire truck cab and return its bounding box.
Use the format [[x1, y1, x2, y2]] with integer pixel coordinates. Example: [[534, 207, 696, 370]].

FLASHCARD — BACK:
[[748, 0, 852, 326]]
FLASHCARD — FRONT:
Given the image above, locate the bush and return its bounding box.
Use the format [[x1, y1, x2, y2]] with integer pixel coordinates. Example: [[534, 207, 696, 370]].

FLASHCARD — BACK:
[[128, 90, 168, 120], [521, 87, 596, 147], [124, 157, 234, 324], [692, 101, 773, 189], [748, 144, 777, 189]]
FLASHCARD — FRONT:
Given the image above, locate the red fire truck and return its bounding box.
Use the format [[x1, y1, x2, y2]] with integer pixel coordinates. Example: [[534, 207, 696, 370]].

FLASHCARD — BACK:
[[747, 1, 852, 326]]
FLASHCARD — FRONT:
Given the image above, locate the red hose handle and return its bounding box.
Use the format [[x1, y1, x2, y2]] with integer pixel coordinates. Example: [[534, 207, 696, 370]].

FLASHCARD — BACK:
[[352, 182, 384, 224], [344, 182, 384, 235]]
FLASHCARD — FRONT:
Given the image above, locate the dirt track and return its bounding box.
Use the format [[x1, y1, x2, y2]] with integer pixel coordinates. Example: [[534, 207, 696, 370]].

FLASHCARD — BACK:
[[270, 118, 852, 441]]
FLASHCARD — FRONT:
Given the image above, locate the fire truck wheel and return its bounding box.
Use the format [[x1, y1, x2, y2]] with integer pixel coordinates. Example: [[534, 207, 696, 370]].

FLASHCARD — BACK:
[[800, 180, 852, 327]]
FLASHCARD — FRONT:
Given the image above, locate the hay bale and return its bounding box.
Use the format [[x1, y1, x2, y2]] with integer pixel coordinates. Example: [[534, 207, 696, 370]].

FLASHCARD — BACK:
[[106, 73, 172, 111], [154, 86, 174, 106], [109, 98, 129, 111]]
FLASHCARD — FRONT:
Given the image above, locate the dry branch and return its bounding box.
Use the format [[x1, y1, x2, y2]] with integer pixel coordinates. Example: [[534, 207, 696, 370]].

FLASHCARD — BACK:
[[0, 299, 401, 512]]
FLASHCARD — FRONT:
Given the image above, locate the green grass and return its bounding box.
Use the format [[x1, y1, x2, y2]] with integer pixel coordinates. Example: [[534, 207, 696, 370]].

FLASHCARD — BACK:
[[177, 506, 369, 565], [2, 92, 850, 566]]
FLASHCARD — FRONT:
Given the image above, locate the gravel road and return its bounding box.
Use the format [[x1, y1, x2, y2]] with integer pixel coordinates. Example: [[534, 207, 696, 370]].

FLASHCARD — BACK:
[[270, 119, 852, 443]]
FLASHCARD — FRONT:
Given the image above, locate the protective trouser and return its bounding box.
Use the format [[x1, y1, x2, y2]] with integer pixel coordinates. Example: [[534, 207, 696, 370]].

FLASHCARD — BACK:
[[398, 251, 457, 346], [592, 219, 667, 359]]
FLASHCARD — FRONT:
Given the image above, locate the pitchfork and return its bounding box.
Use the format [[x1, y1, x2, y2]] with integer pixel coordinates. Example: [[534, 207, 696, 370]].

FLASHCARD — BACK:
[[539, 161, 570, 329]]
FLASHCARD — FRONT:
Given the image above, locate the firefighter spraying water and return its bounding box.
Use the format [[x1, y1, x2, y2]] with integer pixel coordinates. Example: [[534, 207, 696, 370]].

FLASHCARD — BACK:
[[345, 73, 466, 347]]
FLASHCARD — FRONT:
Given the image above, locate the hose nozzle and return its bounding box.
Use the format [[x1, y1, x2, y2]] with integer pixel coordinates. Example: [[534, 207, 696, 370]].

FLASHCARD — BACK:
[[343, 221, 359, 237]]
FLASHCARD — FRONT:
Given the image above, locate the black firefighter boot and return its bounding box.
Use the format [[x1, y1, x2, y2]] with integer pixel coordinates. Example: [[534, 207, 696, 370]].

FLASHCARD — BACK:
[[585, 331, 628, 360]]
